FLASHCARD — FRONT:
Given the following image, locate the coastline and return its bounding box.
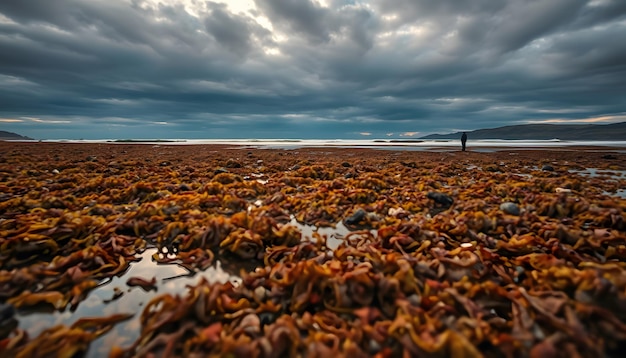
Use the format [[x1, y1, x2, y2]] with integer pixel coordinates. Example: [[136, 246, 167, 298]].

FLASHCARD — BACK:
[[5, 138, 626, 151]]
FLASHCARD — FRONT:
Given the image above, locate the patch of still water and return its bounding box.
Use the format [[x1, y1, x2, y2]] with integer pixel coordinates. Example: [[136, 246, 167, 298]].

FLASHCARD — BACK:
[[14, 218, 377, 356]]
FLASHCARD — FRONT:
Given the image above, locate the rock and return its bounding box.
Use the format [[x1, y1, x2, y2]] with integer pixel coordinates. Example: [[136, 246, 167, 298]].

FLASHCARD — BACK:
[[541, 165, 554, 171], [214, 168, 229, 174], [159, 161, 170, 167], [341, 162, 352, 167], [0, 303, 17, 339], [0, 303, 15, 322], [500, 202, 521, 216], [601, 154, 617, 159], [86, 155, 97, 162], [388, 207, 409, 218], [51, 169, 60, 174], [226, 159, 242, 168], [427, 192, 454, 208], [344, 208, 367, 225], [253, 286, 267, 301]]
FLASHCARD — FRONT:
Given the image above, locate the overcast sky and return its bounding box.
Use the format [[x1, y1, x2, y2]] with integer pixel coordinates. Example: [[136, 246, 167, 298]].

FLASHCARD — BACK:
[[1, 0, 625, 139]]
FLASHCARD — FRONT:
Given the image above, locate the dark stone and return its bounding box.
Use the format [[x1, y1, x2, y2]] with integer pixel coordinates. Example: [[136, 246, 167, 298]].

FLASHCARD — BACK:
[[159, 161, 170, 167], [258, 312, 277, 327], [341, 162, 352, 167], [0, 317, 17, 340], [179, 184, 191, 191], [214, 168, 229, 174], [541, 165, 554, 171], [344, 208, 367, 225], [500, 202, 521, 216], [0, 303, 15, 321], [226, 159, 242, 168], [427, 192, 454, 208], [86, 155, 97, 162], [401, 161, 417, 168], [601, 154, 617, 159]]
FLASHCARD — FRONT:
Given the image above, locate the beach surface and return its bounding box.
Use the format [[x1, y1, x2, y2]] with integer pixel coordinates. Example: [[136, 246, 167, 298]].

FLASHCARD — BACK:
[[1, 142, 626, 357]]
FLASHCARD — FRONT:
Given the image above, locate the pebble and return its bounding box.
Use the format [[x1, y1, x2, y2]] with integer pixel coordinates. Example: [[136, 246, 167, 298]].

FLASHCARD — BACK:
[[345, 208, 367, 225], [500, 202, 520, 216], [388, 207, 408, 217], [226, 159, 242, 168], [254, 286, 267, 301], [427, 192, 454, 207], [541, 165, 554, 171], [407, 294, 421, 306], [0, 303, 15, 322]]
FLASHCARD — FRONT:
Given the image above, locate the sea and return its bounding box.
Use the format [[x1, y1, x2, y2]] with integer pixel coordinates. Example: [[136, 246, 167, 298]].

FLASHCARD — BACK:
[[23, 138, 626, 152]]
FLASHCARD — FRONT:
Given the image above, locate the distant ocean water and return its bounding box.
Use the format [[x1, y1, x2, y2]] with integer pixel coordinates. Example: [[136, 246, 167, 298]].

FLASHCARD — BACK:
[[27, 138, 626, 151]]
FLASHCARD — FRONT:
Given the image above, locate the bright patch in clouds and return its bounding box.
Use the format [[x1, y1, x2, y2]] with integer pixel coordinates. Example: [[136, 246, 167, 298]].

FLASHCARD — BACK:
[[526, 114, 626, 124]]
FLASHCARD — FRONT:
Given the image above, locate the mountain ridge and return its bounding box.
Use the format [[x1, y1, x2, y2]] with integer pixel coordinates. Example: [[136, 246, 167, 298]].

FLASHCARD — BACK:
[[420, 122, 626, 140], [0, 130, 33, 140]]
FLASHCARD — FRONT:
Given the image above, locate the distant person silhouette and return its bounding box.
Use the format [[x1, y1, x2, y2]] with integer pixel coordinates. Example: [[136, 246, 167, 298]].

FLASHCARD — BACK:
[[461, 132, 467, 151]]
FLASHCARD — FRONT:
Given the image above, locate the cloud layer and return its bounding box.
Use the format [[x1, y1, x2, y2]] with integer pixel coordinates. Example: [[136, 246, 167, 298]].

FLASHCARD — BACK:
[[1, 0, 625, 139]]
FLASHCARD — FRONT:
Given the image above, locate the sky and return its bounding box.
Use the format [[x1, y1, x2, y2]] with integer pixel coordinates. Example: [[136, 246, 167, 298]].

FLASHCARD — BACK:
[[0, 0, 625, 139]]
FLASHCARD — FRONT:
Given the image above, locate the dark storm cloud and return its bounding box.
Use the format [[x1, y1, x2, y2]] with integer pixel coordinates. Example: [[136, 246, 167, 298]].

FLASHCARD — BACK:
[[255, 0, 336, 43], [0, 0, 625, 139]]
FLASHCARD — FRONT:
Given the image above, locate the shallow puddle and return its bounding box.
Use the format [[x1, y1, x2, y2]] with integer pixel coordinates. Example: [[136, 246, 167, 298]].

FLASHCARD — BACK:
[[569, 168, 626, 179], [15, 248, 249, 356], [13, 219, 376, 356]]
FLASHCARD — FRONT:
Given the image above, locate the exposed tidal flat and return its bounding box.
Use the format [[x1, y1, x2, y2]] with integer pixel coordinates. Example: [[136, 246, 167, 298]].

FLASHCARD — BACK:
[[1, 142, 626, 357]]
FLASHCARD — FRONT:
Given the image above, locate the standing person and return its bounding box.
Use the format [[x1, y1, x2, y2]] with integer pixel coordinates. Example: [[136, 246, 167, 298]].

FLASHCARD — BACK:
[[461, 132, 467, 151]]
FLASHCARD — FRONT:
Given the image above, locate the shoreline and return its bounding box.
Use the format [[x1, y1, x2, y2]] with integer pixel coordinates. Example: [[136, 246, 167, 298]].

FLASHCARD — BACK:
[[4, 138, 626, 151]]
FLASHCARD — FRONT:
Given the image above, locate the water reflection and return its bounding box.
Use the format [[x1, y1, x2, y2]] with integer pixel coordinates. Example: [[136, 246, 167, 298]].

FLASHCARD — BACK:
[[568, 168, 626, 198], [289, 217, 378, 250], [12, 216, 377, 356], [569, 168, 626, 179], [15, 248, 249, 357]]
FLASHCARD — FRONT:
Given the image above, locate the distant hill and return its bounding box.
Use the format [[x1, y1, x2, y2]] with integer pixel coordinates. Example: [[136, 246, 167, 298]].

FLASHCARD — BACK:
[[0, 130, 33, 140], [420, 122, 626, 140]]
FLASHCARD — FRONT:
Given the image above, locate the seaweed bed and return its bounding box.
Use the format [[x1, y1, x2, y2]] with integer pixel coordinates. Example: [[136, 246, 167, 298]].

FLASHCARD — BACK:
[[1, 142, 626, 357]]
